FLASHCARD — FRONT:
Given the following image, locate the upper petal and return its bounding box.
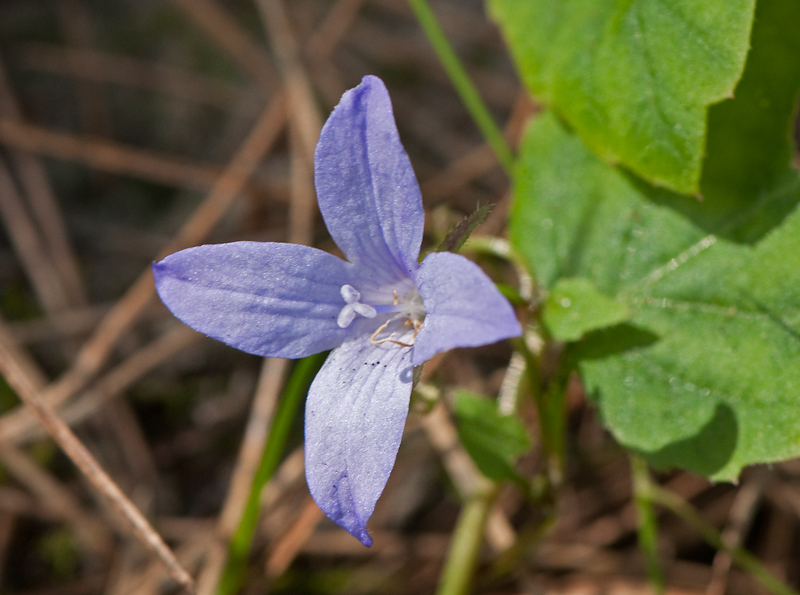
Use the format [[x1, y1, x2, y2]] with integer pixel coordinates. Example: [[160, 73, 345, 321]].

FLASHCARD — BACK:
[[412, 251, 522, 365], [315, 75, 423, 284], [305, 339, 413, 546], [153, 241, 370, 359]]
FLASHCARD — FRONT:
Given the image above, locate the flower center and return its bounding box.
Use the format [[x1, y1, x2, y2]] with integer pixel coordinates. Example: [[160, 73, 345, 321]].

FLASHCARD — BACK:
[[337, 284, 426, 346]]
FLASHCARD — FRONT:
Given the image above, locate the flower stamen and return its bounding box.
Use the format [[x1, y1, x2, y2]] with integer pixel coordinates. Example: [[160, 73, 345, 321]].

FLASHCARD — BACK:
[[370, 320, 414, 348], [337, 284, 377, 328]]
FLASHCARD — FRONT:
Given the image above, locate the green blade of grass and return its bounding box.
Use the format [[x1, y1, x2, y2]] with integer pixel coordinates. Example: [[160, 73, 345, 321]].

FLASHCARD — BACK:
[[407, 0, 515, 175], [217, 352, 327, 595]]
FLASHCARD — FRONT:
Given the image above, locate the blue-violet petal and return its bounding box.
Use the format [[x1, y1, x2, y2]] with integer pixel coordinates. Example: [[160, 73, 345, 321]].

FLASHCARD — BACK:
[[412, 251, 522, 365], [152, 241, 368, 359], [305, 338, 414, 546], [315, 75, 424, 285]]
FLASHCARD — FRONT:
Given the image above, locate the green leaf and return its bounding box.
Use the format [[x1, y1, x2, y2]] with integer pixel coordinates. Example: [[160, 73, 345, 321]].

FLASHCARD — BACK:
[[543, 277, 631, 341], [489, 0, 755, 194], [648, 0, 800, 243], [454, 391, 531, 484], [511, 112, 800, 481]]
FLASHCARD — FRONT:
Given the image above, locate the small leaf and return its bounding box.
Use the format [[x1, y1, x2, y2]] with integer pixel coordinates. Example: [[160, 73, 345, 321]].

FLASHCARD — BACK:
[[454, 391, 531, 484], [490, 0, 755, 194], [435, 204, 492, 253], [543, 277, 630, 341]]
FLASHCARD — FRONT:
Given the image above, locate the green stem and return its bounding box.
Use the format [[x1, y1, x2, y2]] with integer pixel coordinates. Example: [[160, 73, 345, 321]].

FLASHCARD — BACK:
[[648, 483, 799, 595], [630, 454, 665, 595], [436, 485, 498, 595], [217, 353, 326, 595], [407, 0, 515, 175], [484, 510, 555, 583], [512, 335, 567, 488]]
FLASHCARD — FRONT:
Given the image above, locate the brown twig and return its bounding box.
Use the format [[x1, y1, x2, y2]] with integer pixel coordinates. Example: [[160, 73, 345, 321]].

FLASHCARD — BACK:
[[265, 496, 324, 580], [13, 42, 260, 111], [304, 0, 366, 106], [3, 325, 202, 445], [306, 0, 366, 61], [169, 0, 277, 96], [0, 55, 88, 307], [118, 531, 213, 595], [419, 400, 514, 552], [0, 329, 195, 593], [0, 441, 113, 555], [55, 0, 112, 137], [288, 122, 316, 249], [5, 303, 109, 344], [256, 0, 323, 163], [0, 157, 71, 314], [705, 467, 770, 595], [195, 358, 290, 595], [0, 119, 232, 192], [0, 94, 286, 443]]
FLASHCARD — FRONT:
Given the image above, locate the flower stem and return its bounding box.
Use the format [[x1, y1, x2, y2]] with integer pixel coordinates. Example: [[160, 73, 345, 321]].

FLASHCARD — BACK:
[[217, 352, 326, 595], [435, 484, 498, 595], [630, 453, 665, 595], [407, 0, 515, 175], [647, 482, 799, 595]]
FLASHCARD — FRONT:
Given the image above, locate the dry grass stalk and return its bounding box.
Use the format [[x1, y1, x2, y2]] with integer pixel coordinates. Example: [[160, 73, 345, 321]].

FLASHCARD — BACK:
[[0, 159, 72, 315], [14, 42, 257, 111], [54, 0, 112, 137], [0, 441, 112, 555], [3, 325, 201, 444], [0, 119, 231, 193], [0, 56, 88, 307], [0, 328, 195, 593], [195, 358, 290, 595], [264, 496, 325, 580], [256, 0, 324, 163], [169, 0, 277, 96], [0, 94, 286, 443]]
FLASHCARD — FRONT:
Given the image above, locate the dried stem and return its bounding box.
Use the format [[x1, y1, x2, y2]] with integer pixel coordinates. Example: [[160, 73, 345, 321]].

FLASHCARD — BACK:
[[0, 158, 72, 314], [0, 119, 236, 193], [169, 0, 277, 96], [0, 331, 195, 593], [0, 55, 88, 306], [256, 0, 323, 163], [195, 358, 289, 595], [55, 0, 112, 136], [15, 42, 257, 110], [0, 94, 286, 442], [265, 496, 324, 580], [648, 482, 798, 595], [706, 467, 770, 595]]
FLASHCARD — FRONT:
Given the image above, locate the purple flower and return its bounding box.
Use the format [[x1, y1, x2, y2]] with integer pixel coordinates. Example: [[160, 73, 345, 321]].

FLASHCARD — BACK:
[[152, 76, 521, 546]]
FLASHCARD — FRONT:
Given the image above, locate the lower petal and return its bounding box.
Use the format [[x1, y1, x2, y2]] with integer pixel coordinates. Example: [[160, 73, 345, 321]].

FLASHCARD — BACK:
[[304, 339, 414, 546], [412, 251, 522, 365]]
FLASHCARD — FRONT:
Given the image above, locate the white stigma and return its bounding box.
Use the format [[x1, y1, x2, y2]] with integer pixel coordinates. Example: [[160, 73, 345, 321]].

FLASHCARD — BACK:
[[337, 284, 377, 328]]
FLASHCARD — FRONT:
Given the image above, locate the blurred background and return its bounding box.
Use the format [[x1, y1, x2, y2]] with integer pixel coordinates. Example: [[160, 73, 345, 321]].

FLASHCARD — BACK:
[[0, 0, 797, 594]]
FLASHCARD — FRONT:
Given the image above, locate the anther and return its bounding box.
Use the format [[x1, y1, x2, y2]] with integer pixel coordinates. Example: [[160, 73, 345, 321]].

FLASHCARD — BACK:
[[337, 284, 377, 328]]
